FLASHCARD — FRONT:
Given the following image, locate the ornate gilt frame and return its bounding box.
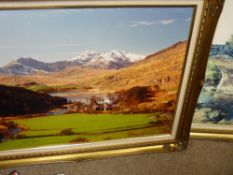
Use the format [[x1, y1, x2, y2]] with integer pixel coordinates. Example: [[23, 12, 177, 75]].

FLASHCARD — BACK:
[[191, 124, 233, 141], [0, 0, 224, 168], [190, 0, 233, 141]]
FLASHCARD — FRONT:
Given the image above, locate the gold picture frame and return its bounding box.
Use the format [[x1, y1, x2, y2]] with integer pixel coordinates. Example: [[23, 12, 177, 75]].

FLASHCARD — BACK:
[[191, 124, 233, 141], [0, 0, 224, 168], [191, 0, 233, 141]]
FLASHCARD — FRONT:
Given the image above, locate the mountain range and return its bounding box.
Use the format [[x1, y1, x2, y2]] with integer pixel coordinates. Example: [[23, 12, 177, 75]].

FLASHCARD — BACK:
[[0, 51, 145, 75], [0, 41, 187, 87]]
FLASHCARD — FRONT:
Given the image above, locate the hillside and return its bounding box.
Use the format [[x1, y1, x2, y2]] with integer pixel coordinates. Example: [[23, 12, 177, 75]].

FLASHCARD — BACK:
[[0, 41, 187, 90], [54, 41, 187, 114], [0, 67, 112, 86], [0, 85, 67, 116], [0, 41, 188, 113], [78, 41, 187, 92]]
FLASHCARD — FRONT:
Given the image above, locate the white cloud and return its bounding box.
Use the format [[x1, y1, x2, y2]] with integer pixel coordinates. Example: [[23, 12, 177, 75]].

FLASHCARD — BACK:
[[158, 19, 175, 25], [127, 19, 175, 28], [129, 20, 155, 27]]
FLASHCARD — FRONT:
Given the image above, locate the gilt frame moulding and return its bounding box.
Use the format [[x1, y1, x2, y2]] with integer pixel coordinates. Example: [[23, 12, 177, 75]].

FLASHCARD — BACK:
[[191, 124, 233, 141], [190, 0, 233, 141], [0, 0, 223, 168]]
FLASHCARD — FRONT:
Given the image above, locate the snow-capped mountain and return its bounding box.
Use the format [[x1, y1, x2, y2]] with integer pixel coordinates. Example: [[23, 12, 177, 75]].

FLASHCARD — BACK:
[[70, 50, 144, 62], [69, 50, 145, 69], [0, 51, 145, 75]]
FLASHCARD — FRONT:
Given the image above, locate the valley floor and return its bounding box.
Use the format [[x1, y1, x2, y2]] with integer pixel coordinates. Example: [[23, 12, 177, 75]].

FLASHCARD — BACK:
[[0, 112, 171, 151]]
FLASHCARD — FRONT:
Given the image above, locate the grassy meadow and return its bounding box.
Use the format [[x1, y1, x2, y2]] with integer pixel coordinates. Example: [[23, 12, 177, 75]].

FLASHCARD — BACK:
[[0, 113, 171, 151]]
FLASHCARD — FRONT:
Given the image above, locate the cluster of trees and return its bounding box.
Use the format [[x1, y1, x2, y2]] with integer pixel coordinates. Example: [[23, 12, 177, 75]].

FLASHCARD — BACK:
[[116, 86, 154, 106], [0, 85, 67, 116], [67, 86, 156, 114]]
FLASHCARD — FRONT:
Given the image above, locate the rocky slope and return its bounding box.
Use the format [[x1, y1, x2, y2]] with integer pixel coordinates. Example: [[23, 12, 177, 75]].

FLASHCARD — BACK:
[[80, 41, 187, 92]]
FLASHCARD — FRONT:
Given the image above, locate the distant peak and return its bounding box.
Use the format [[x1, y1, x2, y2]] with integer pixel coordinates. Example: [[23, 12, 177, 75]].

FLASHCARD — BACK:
[[18, 57, 33, 60], [17, 57, 35, 62], [68, 50, 145, 62], [2, 57, 41, 68]]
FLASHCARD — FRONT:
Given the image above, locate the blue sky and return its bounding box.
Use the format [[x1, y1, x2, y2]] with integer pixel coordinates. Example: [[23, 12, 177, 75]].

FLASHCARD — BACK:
[[0, 7, 193, 66]]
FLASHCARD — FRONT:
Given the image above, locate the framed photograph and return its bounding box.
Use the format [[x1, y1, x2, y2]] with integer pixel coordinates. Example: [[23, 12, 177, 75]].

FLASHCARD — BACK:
[[0, 0, 223, 168], [191, 0, 233, 141]]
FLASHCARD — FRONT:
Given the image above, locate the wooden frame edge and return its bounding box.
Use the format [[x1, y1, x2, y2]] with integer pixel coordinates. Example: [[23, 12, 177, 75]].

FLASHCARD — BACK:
[[190, 132, 233, 142], [175, 0, 225, 142], [0, 141, 190, 168]]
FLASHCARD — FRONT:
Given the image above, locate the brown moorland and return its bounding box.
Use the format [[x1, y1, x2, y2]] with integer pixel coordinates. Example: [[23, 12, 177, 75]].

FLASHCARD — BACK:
[[0, 41, 188, 114]]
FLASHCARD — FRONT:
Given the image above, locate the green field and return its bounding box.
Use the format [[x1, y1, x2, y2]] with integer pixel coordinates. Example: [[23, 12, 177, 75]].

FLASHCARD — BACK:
[[0, 113, 170, 151]]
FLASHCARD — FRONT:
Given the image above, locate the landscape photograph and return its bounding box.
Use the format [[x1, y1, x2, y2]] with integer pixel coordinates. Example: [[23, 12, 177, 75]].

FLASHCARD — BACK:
[[193, 0, 233, 126], [0, 7, 193, 151]]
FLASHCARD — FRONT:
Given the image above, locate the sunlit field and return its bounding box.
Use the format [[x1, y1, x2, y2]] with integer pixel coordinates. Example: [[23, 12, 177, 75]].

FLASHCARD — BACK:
[[0, 113, 171, 151]]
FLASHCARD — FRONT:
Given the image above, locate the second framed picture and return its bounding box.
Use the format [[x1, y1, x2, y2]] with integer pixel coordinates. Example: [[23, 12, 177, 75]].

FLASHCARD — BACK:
[[191, 0, 233, 141]]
